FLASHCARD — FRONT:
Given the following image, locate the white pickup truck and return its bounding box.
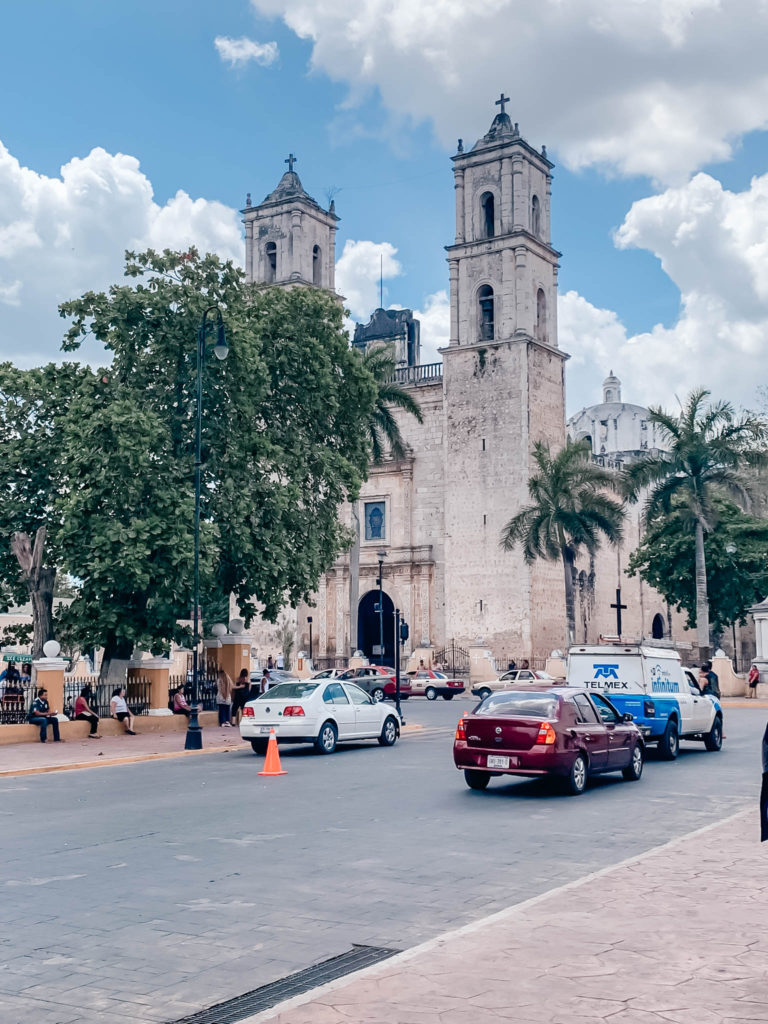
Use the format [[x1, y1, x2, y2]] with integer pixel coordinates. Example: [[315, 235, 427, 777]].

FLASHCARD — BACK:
[[566, 644, 723, 759]]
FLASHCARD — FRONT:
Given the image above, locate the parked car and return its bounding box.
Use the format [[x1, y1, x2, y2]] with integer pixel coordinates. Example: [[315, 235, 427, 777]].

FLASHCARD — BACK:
[[337, 666, 411, 702], [453, 686, 645, 795], [240, 679, 401, 755], [407, 669, 465, 700], [566, 644, 723, 759], [311, 669, 346, 680], [471, 669, 555, 700], [249, 669, 299, 691]]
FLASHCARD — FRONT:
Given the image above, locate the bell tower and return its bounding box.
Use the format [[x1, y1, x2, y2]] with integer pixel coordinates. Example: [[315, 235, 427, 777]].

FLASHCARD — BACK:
[[243, 154, 339, 291], [441, 96, 568, 657]]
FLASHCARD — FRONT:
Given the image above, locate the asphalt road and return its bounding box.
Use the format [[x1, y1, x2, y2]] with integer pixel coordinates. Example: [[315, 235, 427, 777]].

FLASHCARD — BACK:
[[0, 701, 764, 1024]]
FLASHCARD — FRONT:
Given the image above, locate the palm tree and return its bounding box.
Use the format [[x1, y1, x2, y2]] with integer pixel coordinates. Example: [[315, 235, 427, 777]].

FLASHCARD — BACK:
[[500, 439, 626, 647], [623, 388, 768, 662], [348, 343, 423, 655]]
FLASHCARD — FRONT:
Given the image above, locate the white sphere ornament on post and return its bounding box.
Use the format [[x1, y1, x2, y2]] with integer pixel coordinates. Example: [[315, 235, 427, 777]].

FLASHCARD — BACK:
[[43, 640, 61, 659], [228, 618, 244, 635], [211, 623, 227, 638]]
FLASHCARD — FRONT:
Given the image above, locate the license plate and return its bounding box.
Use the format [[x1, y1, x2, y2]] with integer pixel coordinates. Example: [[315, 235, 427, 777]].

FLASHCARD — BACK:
[[259, 726, 273, 735], [487, 754, 511, 769]]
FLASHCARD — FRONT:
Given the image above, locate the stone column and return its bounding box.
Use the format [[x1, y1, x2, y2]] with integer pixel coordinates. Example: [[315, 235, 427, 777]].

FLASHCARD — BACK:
[[512, 157, 524, 231], [245, 218, 254, 283], [218, 634, 253, 683], [448, 259, 460, 346], [501, 156, 513, 234], [454, 168, 465, 243], [32, 656, 67, 717], [328, 225, 336, 290], [128, 657, 172, 711]]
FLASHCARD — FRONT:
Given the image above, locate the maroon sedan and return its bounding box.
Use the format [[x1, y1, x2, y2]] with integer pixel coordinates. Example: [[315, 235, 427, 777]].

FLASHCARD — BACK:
[[454, 686, 644, 795]]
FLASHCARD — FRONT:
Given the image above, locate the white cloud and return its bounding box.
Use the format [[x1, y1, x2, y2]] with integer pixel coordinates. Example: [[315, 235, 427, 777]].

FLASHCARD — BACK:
[[250, 0, 768, 184], [335, 239, 402, 321], [214, 35, 279, 67], [0, 141, 243, 366], [562, 171, 768, 412], [413, 290, 449, 364]]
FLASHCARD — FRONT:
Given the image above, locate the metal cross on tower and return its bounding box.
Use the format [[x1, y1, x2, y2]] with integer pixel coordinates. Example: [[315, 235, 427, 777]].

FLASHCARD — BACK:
[[285, 153, 297, 172], [495, 93, 510, 115], [611, 587, 628, 636]]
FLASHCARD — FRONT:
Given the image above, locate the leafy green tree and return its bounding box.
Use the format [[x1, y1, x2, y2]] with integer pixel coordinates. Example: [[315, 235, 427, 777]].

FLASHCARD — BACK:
[[57, 249, 376, 672], [628, 496, 768, 636], [0, 362, 92, 654], [348, 343, 423, 656], [623, 389, 768, 661], [500, 439, 626, 646]]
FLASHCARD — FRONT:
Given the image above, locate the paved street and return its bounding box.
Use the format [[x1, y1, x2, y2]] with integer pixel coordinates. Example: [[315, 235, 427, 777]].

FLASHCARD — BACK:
[[0, 703, 764, 1024]]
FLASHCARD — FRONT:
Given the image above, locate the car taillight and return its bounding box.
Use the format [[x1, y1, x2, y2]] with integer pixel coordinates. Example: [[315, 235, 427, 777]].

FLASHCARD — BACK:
[[455, 718, 467, 741], [643, 700, 655, 717], [535, 722, 556, 745], [283, 705, 305, 717], [242, 706, 254, 718]]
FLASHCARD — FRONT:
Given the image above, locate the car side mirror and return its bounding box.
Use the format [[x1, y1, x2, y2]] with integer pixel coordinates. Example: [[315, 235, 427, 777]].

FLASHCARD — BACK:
[[622, 712, 633, 722]]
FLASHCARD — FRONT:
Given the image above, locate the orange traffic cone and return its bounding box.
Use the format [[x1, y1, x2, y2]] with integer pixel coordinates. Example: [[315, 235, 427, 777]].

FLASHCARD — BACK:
[[258, 728, 287, 776]]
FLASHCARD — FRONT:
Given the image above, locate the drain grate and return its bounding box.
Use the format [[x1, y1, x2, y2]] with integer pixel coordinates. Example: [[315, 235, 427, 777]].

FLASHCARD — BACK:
[[170, 944, 399, 1024]]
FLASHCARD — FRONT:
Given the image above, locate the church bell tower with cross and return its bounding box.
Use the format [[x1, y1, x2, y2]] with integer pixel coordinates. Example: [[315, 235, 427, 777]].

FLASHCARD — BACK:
[[242, 153, 339, 291], [441, 95, 568, 656]]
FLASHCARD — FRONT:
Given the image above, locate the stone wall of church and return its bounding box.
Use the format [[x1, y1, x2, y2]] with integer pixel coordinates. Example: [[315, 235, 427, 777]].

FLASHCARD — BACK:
[[245, 201, 336, 289]]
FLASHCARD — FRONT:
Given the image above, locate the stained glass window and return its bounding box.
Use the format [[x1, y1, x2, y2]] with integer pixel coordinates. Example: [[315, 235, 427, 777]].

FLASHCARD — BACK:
[[364, 501, 385, 541]]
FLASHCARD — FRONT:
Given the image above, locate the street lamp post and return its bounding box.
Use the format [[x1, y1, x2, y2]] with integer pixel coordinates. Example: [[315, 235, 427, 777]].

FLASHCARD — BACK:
[[307, 616, 313, 665], [188, 305, 228, 751], [377, 550, 386, 662]]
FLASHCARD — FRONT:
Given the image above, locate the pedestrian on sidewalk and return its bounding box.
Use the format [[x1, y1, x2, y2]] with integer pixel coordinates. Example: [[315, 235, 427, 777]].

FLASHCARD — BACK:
[[171, 686, 192, 718], [216, 670, 233, 727], [267, 655, 274, 670], [27, 687, 62, 743], [231, 669, 249, 725], [748, 664, 760, 698], [73, 687, 100, 737], [110, 687, 136, 734]]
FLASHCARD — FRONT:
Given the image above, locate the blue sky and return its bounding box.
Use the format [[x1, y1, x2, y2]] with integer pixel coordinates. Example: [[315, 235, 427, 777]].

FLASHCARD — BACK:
[[1, 0, 767, 413]]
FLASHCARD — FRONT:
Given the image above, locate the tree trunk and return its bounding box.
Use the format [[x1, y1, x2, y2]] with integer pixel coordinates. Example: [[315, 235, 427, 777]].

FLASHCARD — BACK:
[[11, 527, 56, 658], [348, 504, 361, 657], [562, 546, 576, 650], [694, 519, 710, 663], [99, 630, 133, 684]]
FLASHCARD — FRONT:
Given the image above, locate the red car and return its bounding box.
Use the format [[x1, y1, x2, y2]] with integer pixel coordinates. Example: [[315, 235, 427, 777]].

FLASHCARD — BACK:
[[454, 686, 644, 795]]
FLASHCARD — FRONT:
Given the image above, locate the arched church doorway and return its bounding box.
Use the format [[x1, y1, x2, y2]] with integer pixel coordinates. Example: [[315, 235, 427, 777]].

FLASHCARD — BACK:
[[358, 590, 395, 665], [651, 613, 665, 640]]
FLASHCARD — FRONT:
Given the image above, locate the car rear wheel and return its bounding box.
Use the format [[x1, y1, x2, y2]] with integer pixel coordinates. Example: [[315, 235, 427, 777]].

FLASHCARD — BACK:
[[464, 769, 490, 791], [425, 686, 437, 701], [622, 744, 644, 781], [658, 719, 679, 760], [704, 715, 723, 752], [378, 716, 399, 746], [565, 754, 588, 795], [250, 739, 267, 755], [371, 686, 385, 703], [442, 693, 454, 700], [477, 687, 492, 701], [315, 720, 338, 755]]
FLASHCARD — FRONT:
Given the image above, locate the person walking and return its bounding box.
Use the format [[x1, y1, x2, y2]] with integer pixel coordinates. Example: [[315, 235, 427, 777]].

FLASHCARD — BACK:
[[267, 655, 274, 670], [701, 661, 721, 699], [73, 687, 100, 737], [216, 670, 233, 727], [231, 669, 249, 725], [28, 687, 62, 743], [748, 664, 760, 699], [110, 687, 137, 734]]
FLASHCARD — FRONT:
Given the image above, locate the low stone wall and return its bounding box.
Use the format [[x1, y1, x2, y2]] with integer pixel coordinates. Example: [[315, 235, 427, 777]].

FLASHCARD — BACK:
[[0, 711, 219, 746]]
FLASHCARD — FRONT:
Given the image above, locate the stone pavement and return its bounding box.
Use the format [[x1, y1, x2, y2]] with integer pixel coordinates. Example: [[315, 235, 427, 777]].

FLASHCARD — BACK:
[[249, 808, 767, 1024]]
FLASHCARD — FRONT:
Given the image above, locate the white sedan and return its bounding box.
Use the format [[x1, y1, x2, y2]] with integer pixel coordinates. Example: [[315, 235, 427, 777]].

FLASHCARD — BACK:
[[240, 679, 401, 755]]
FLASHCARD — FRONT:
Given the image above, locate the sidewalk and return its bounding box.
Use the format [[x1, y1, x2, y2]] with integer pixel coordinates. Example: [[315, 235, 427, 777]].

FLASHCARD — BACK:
[[248, 808, 767, 1024]]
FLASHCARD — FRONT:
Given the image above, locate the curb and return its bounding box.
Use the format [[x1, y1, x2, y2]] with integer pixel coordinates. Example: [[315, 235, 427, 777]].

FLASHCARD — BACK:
[[0, 743, 238, 779]]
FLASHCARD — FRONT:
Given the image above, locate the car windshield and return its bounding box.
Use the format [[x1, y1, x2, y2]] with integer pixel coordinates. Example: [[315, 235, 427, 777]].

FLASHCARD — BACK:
[[255, 682, 318, 700], [476, 692, 559, 719]]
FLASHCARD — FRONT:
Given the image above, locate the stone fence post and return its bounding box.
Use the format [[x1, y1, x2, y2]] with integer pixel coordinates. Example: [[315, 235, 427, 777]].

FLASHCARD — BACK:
[[32, 655, 68, 717], [128, 657, 171, 711], [218, 633, 252, 682]]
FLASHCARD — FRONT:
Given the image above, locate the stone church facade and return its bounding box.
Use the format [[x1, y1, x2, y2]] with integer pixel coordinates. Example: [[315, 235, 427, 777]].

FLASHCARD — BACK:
[[243, 100, 694, 666]]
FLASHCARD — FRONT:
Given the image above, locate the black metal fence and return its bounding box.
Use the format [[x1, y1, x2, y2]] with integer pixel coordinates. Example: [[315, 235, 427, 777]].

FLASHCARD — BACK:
[[0, 679, 36, 724], [433, 640, 470, 677], [169, 672, 218, 712], [64, 677, 151, 719]]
